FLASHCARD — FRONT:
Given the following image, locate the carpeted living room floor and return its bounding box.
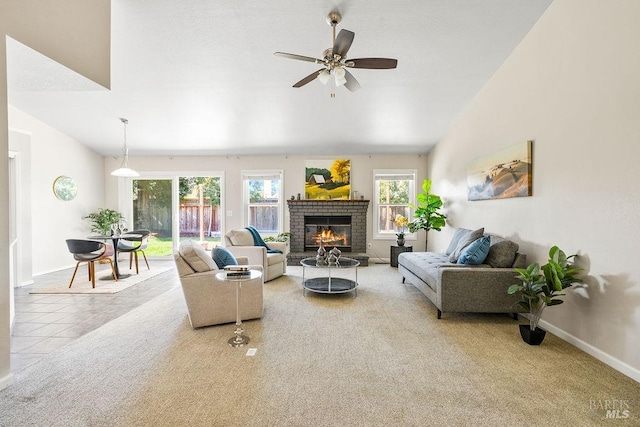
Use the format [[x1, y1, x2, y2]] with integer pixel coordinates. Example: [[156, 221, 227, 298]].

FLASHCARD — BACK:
[[1, 264, 638, 426]]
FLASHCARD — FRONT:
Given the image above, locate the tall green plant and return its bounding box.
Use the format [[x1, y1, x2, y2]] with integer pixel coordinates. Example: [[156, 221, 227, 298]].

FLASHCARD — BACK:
[[407, 179, 446, 250], [508, 246, 583, 330], [83, 208, 125, 236]]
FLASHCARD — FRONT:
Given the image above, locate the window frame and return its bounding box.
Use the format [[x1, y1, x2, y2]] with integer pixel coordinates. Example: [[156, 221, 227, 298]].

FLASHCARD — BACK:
[[241, 170, 284, 236], [372, 169, 417, 240]]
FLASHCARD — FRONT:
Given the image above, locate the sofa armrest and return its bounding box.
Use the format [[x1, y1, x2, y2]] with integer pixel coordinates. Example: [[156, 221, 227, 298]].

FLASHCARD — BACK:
[[437, 267, 524, 313], [267, 241, 287, 253]]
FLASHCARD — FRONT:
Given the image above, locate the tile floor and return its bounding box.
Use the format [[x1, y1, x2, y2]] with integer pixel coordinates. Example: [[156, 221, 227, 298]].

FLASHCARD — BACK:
[[10, 259, 178, 373]]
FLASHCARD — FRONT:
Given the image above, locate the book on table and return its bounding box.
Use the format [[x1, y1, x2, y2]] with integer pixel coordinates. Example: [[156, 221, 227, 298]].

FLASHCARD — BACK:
[[224, 265, 249, 272]]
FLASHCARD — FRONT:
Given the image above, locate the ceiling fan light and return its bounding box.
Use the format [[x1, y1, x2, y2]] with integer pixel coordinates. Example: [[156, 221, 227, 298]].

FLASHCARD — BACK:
[[334, 67, 347, 86], [318, 69, 331, 85]]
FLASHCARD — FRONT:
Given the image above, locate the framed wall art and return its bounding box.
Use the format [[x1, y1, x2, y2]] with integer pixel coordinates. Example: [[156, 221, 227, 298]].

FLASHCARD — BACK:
[[467, 141, 532, 201], [304, 159, 351, 199]]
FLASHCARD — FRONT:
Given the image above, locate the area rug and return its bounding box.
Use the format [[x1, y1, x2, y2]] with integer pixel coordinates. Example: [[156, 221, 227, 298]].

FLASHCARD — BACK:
[[29, 267, 172, 294]]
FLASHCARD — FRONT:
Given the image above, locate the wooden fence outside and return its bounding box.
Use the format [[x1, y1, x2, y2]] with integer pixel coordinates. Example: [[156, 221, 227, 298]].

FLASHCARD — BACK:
[[180, 203, 220, 237]]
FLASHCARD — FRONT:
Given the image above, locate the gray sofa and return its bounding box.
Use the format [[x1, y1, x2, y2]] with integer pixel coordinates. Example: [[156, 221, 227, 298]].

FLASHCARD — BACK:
[[398, 227, 527, 319]]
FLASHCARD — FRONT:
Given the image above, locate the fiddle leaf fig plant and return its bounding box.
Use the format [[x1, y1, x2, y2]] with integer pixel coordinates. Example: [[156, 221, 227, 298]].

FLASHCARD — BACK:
[[407, 179, 447, 250], [83, 208, 125, 236], [508, 246, 583, 331]]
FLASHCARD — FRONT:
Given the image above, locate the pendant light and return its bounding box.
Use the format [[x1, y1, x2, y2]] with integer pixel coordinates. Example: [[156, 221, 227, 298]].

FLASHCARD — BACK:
[[111, 117, 139, 177]]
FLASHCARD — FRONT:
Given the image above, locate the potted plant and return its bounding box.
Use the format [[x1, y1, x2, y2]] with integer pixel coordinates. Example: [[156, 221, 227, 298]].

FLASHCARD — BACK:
[[508, 245, 583, 345], [84, 208, 125, 236], [393, 214, 408, 246], [263, 232, 292, 243], [407, 179, 446, 250]]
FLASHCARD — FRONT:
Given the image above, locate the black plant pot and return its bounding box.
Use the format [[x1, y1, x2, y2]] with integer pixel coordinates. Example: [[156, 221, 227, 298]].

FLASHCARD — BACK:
[[519, 324, 546, 345]]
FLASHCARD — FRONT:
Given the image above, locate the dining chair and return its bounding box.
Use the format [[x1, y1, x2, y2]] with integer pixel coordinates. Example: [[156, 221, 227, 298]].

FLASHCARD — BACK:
[[117, 229, 151, 274], [66, 239, 117, 288]]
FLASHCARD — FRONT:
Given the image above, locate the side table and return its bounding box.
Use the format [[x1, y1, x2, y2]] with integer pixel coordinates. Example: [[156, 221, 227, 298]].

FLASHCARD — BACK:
[[215, 269, 262, 347], [390, 245, 413, 268]]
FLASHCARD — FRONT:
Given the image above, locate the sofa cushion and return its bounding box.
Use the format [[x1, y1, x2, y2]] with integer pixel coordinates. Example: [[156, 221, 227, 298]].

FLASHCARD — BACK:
[[398, 252, 452, 291], [457, 236, 491, 265], [212, 247, 238, 269], [179, 241, 218, 272], [445, 228, 472, 255], [227, 229, 254, 246], [449, 227, 484, 262], [484, 236, 519, 268]]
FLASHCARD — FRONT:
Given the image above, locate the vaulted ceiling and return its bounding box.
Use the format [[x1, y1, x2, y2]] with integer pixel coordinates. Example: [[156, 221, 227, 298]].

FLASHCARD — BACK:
[[6, 0, 552, 157]]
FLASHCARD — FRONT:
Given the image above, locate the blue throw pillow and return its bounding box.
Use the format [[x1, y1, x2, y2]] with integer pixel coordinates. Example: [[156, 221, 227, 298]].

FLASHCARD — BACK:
[[457, 236, 491, 265], [212, 247, 238, 269]]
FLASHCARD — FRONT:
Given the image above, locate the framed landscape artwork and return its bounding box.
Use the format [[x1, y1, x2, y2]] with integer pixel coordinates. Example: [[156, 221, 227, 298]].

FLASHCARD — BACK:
[[467, 141, 533, 201], [305, 159, 351, 199]]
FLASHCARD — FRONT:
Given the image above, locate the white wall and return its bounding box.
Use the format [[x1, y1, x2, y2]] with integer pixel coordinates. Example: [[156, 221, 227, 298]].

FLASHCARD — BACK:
[[426, 0, 640, 381], [105, 154, 429, 259], [0, 0, 109, 394], [8, 107, 107, 275], [1, 35, 11, 391], [8, 130, 33, 286]]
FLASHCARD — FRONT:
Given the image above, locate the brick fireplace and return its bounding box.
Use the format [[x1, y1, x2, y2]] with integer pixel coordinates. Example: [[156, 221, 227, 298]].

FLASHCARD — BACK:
[[287, 199, 369, 266]]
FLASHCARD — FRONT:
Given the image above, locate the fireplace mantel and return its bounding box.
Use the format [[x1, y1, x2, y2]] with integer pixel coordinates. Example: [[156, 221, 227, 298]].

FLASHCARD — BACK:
[[287, 199, 370, 266]]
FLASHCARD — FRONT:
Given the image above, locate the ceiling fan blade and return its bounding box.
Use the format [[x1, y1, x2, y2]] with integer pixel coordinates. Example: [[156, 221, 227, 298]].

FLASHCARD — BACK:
[[333, 29, 355, 58], [293, 69, 325, 88], [347, 58, 398, 69], [343, 69, 361, 92], [274, 52, 322, 64]]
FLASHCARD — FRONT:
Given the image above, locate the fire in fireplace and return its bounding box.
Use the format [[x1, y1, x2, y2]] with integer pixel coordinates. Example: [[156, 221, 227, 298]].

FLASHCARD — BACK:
[[304, 216, 351, 251]]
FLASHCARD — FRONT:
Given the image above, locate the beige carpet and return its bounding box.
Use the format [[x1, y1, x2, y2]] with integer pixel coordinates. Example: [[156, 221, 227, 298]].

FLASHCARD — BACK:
[[2, 265, 639, 426], [29, 267, 172, 294]]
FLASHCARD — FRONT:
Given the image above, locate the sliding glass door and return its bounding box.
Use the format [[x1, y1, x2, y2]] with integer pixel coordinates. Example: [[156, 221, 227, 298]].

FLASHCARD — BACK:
[[126, 173, 223, 257], [132, 178, 174, 256], [178, 176, 222, 250]]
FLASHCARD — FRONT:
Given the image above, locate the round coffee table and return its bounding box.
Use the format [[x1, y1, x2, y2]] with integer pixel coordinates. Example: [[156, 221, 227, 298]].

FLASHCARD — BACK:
[[300, 257, 360, 297]]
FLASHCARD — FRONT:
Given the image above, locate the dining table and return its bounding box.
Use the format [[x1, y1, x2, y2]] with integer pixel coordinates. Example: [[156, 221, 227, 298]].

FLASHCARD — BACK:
[[87, 233, 141, 280]]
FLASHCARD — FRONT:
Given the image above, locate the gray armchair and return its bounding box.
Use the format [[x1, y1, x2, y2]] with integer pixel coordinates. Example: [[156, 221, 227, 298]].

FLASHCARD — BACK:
[[224, 229, 286, 282], [174, 240, 264, 328]]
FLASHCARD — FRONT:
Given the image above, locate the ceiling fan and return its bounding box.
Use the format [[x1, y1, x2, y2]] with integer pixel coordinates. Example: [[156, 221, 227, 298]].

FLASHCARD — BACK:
[[274, 11, 398, 96]]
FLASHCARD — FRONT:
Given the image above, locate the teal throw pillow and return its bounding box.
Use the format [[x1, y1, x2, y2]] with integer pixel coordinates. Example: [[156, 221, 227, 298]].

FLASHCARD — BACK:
[[212, 247, 238, 269], [457, 236, 491, 265]]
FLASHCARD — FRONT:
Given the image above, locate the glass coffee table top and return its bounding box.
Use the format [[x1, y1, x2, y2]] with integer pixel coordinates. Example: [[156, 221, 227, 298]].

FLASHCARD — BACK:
[[300, 257, 359, 296]]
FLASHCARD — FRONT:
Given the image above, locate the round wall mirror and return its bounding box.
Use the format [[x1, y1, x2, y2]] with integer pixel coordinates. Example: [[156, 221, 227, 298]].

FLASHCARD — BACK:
[[53, 175, 78, 201]]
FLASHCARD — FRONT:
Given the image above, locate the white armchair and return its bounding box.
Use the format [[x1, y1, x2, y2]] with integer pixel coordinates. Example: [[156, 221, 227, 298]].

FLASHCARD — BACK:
[[174, 241, 264, 328], [224, 229, 287, 282]]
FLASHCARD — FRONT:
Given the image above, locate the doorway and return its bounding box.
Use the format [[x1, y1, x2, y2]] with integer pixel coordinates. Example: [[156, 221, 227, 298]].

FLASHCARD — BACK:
[[128, 174, 223, 257]]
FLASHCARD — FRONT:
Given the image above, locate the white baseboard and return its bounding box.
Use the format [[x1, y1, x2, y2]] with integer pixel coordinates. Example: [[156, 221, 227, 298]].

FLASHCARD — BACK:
[[33, 263, 77, 278], [538, 318, 640, 383], [0, 372, 14, 391]]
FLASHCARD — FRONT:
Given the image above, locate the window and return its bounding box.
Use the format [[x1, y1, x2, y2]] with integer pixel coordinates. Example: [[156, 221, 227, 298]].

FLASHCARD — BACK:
[[373, 170, 417, 239], [242, 170, 283, 234]]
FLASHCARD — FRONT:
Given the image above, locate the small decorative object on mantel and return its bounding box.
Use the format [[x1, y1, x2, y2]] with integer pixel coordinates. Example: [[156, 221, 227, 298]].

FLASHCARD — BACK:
[[507, 246, 583, 345], [394, 214, 408, 246]]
